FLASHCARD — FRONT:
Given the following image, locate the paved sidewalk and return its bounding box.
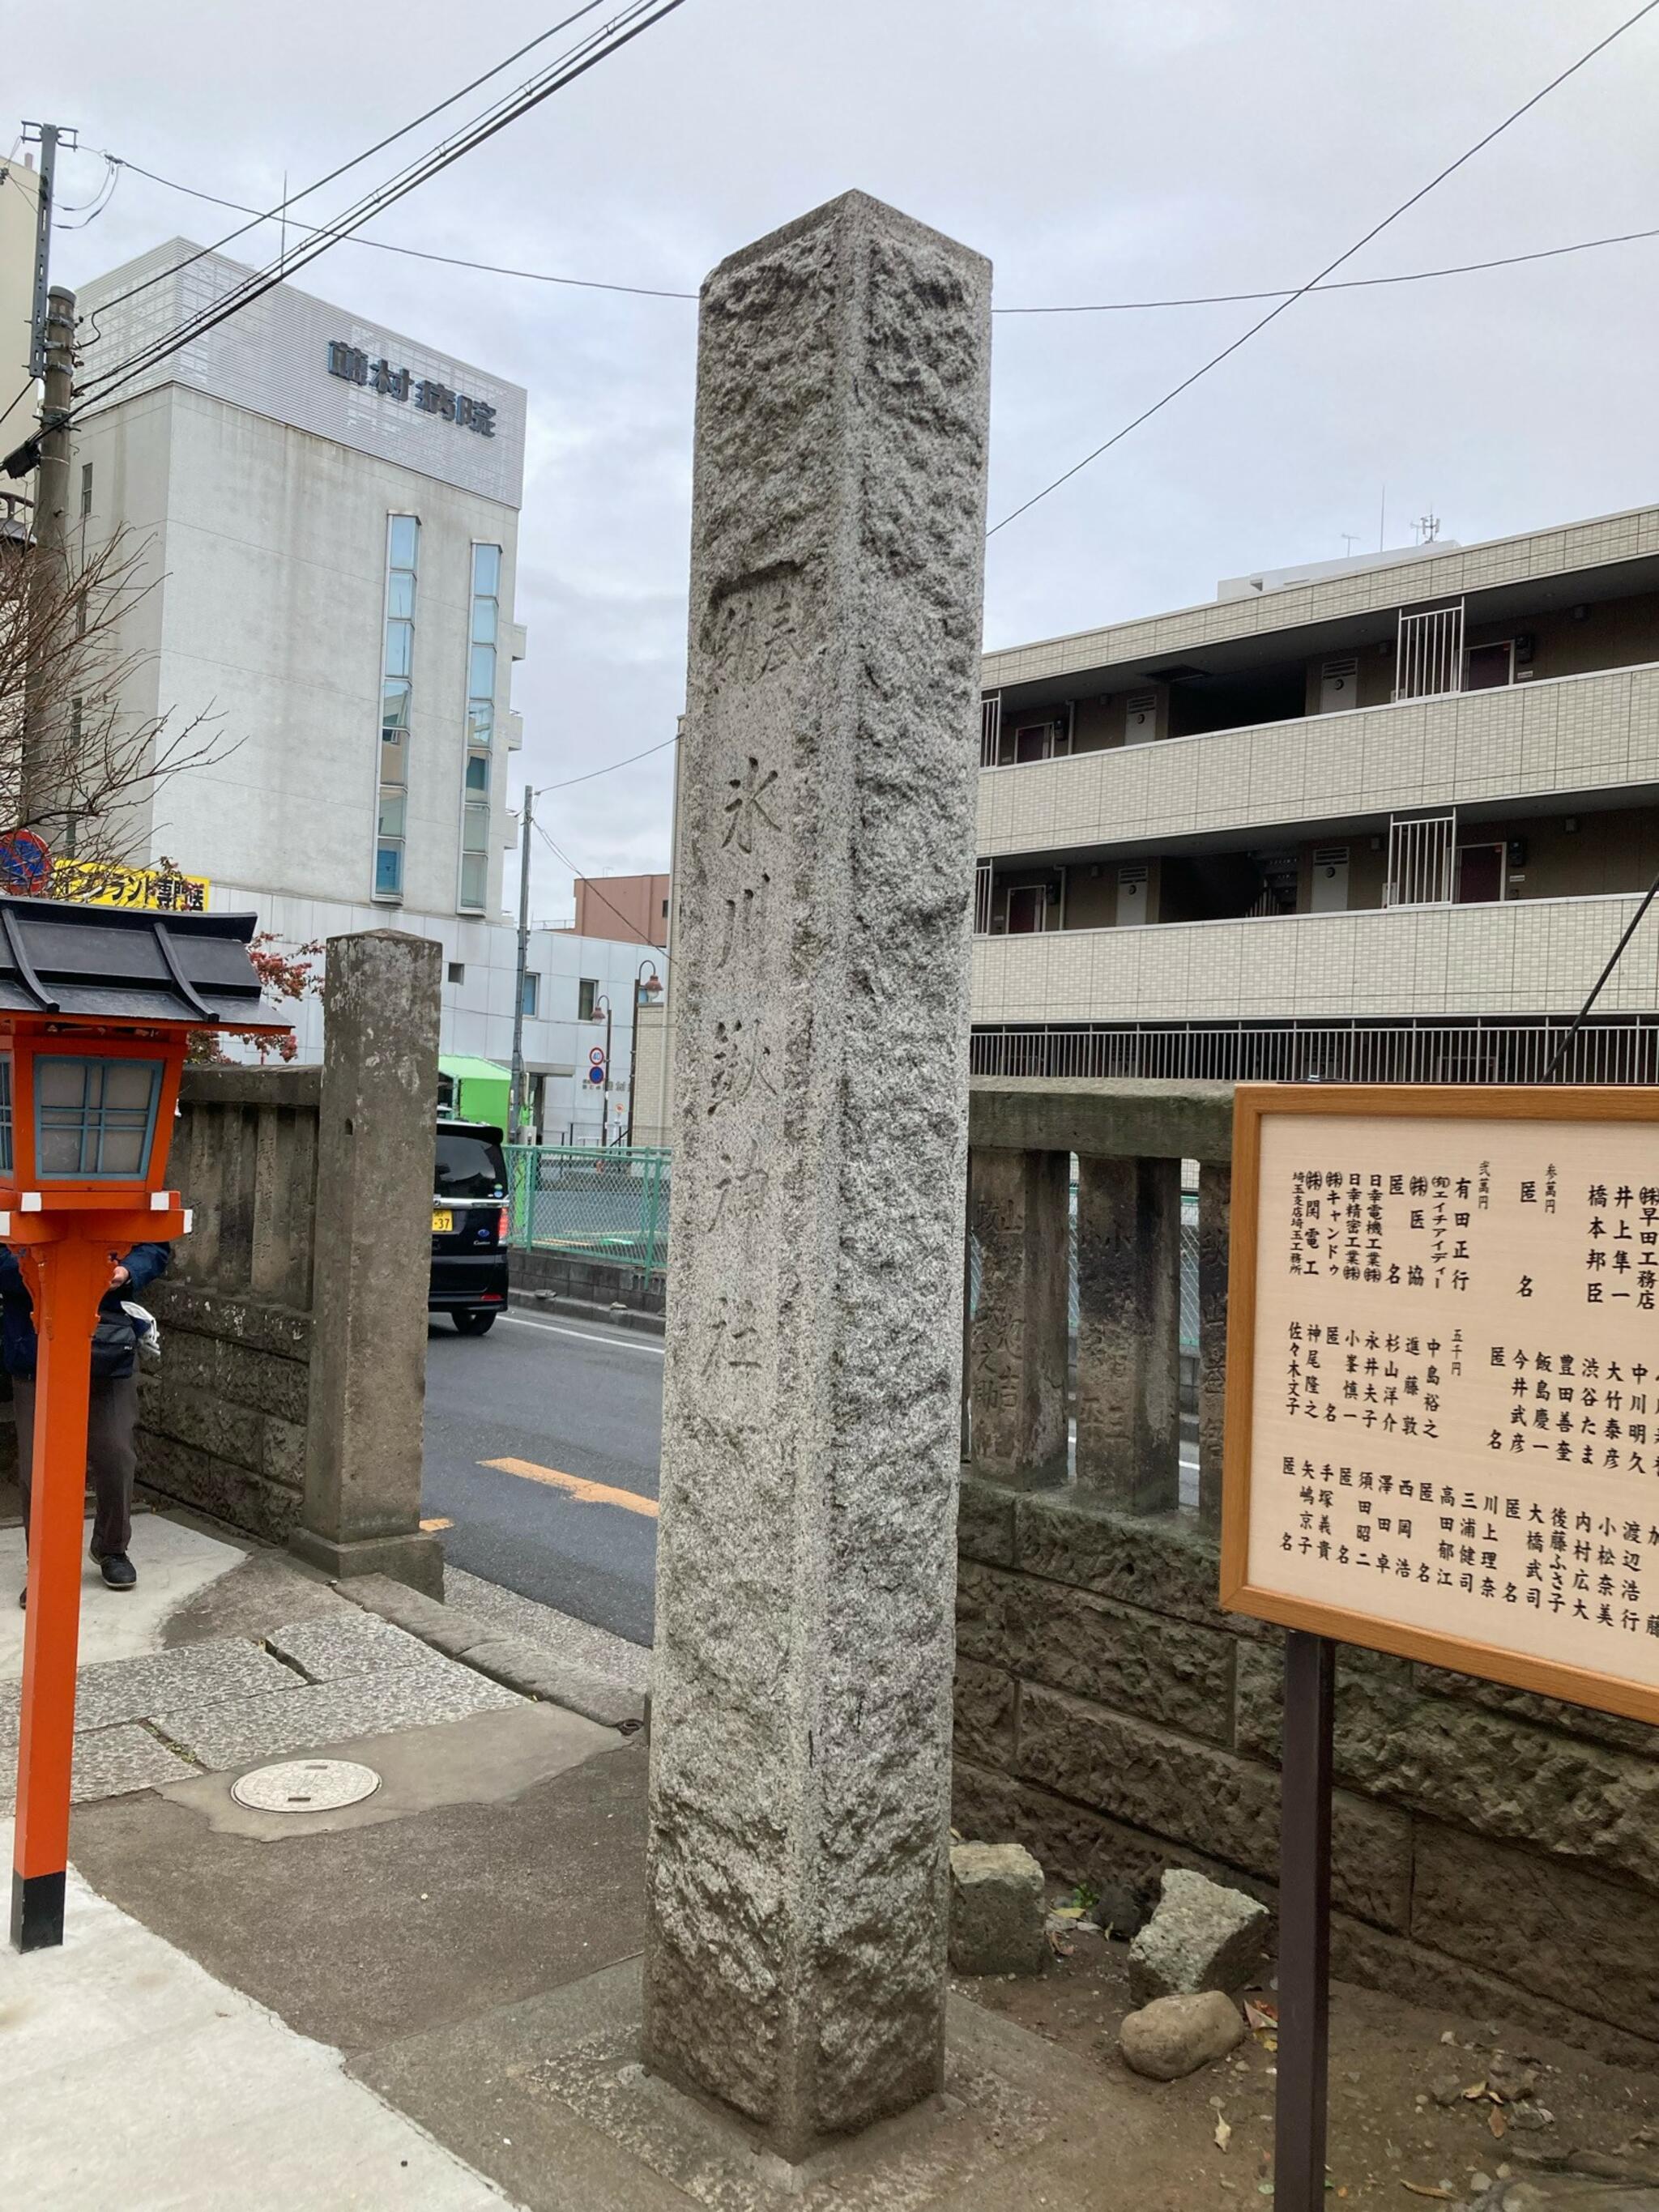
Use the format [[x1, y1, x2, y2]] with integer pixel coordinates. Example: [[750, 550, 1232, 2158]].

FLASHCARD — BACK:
[[2, 1524, 524, 1813], [0, 1817, 511, 2212]]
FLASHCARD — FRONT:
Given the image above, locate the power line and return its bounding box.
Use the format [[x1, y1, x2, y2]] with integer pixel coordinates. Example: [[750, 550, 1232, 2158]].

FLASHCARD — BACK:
[[76, 2, 678, 400], [987, 0, 1659, 538], [95, 147, 1659, 314], [539, 733, 678, 790], [533, 816, 667, 957], [1543, 864, 1659, 1080], [98, 156, 701, 300], [996, 224, 1659, 313], [78, 1, 612, 330], [75, 0, 691, 411]]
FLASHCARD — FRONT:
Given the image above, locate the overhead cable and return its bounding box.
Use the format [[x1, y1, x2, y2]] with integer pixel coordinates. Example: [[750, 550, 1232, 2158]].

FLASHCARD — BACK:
[[77, 0, 612, 329], [533, 817, 667, 958], [987, 0, 1659, 538], [75, 0, 690, 409], [539, 734, 678, 790], [92, 150, 1659, 314]]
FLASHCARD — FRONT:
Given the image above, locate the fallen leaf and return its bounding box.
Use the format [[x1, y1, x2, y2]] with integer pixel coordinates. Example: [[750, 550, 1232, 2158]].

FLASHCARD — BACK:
[[1216, 2116, 1232, 2153], [1050, 1904, 1085, 1920], [1262, 2034, 1278, 2052], [1400, 2188, 1457, 2203], [1244, 1999, 1279, 2031], [1463, 2081, 1489, 2100], [1488, 2108, 1508, 2140]]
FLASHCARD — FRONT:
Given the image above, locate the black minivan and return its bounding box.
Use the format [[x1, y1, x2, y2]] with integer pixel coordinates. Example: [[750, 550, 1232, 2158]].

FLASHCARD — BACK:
[[429, 1119, 510, 1335]]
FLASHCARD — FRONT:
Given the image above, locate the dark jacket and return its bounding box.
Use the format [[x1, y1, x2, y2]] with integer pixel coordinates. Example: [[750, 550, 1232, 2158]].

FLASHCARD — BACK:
[[0, 1242, 170, 1381]]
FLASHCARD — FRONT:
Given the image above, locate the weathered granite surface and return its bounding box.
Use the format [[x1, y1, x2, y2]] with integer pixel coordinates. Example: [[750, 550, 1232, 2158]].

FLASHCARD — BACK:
[[642, 190, 992, 2161], [1074, 1154, 1180, 1511], [292, 931, 444, 1600]]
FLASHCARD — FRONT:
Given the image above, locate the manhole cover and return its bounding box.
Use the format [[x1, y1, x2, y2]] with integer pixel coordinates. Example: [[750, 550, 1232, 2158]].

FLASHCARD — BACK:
[[231, 1758, 382, 1813]]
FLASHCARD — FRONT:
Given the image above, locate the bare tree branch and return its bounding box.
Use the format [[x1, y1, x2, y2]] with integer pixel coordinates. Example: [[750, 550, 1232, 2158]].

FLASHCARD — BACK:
[[1, 522, 240, 892]]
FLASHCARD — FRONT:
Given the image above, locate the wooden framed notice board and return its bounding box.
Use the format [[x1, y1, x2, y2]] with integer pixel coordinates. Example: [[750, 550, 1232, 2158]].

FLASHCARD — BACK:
[[1221, 1085, 1659, 1728]]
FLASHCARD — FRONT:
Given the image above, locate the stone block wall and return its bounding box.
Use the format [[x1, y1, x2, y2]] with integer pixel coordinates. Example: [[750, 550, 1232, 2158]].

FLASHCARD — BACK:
[[954, 1471, 1659, 2065], [137, 1065, 319, 1544]]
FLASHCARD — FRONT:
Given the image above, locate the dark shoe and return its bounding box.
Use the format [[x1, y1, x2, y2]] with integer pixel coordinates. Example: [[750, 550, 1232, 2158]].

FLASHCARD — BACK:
[[16, 1586, 23, 1609], [98, 1553, 136, 1591]]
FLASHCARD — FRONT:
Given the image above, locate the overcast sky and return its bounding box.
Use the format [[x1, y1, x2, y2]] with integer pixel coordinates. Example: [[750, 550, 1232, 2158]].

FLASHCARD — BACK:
[[28, 0, 1659, 923]]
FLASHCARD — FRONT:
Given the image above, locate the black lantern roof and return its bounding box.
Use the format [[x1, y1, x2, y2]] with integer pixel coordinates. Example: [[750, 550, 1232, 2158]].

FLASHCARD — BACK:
[[0, 897, 287, 1028]]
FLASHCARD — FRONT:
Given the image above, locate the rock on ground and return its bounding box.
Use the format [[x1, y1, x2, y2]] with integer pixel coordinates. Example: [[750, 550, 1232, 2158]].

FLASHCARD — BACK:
[[1128, 1867, 1270, 2006], [949, 1840, 1047, 1977], [1118, 1991, 1245, 2082]]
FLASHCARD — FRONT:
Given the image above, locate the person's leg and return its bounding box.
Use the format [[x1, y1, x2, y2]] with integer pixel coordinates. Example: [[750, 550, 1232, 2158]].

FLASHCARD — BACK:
[[13, 1374, 34, 1542], [85, 1374, 136, 1565]]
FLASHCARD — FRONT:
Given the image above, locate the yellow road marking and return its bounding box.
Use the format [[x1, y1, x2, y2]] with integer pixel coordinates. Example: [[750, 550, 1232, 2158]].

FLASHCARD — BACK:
[[480, 1456, 659, 1519], [420, 1516, 454, 1532]]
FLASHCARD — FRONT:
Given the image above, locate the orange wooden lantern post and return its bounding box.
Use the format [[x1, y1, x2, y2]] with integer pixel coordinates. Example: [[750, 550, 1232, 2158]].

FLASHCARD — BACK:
[[1, 897, 283, 1950]]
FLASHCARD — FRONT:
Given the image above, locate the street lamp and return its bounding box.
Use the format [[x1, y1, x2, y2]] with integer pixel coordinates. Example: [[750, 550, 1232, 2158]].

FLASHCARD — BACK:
[[0, 896, 284, 1951], [625, 960, 663, 1149], [590, 993, 612, 1149]]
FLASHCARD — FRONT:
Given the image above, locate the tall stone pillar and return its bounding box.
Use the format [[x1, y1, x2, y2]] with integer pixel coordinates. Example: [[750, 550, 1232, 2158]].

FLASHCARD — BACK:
[[643, 193, 992, 2162], [1075, 1153, 1181, 1511], [966, 1148, 1070, 1485], [292, 931, 444, 1598], [1197, 1160, 1232, 1533]]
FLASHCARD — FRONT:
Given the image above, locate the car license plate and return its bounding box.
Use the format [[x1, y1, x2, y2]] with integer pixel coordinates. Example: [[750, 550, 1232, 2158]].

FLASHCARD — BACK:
[[432, 1209, 453, 1234]]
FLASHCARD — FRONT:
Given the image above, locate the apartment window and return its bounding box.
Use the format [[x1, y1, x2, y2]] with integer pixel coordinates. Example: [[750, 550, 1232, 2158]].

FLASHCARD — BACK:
[[458, 543, 501, 910], [446, 961, 465, 984], [458, 803, 489, 910], [521, 973, 540, 1016], [376, 515, 419, 899], [578, 977, 599, 1021], [79, 462, 92, 518]]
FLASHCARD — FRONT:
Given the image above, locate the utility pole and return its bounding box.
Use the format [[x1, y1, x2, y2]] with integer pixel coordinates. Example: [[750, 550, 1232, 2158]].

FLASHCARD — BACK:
[[22, 124, 67, 381], [508, 782, 533, 1140], [20, 286, 78, 838]]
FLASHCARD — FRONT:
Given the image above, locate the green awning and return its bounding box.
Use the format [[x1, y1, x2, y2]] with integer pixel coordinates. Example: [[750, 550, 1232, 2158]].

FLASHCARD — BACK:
[[439, 1055, 510, 1082]]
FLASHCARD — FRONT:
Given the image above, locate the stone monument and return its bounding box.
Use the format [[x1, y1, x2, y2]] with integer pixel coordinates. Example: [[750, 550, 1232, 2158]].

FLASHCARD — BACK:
[[642, 191, 992, 2162]]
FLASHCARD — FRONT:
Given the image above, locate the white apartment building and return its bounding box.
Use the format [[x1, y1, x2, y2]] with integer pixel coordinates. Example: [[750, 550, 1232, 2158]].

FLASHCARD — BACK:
[[70, 241, 655, 1137], [975, 505, 1659, 1085]]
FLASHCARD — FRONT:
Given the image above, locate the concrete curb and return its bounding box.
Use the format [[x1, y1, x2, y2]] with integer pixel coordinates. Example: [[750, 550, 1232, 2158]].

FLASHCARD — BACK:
[[334, 1575, 646, 1733], [507, 1288, 667, 1338]]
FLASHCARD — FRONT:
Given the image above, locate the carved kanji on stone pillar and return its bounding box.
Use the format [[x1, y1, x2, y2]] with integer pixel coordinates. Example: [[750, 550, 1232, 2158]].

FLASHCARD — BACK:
[[642, 192, 993, 2162]]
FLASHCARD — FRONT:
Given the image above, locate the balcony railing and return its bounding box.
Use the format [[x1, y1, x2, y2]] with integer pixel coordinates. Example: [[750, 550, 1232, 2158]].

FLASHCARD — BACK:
[[977, 658, 1659, 863], [971, 1016, 1659, 1087]]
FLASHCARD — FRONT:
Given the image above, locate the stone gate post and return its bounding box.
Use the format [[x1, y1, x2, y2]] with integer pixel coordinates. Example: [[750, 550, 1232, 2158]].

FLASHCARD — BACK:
[[290, 930, 443, 1597], [642, 192, 992, 2161]]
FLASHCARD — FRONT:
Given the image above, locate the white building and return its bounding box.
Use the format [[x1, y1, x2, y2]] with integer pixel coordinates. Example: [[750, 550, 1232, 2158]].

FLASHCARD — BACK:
[[71, 241, 657, 1137]]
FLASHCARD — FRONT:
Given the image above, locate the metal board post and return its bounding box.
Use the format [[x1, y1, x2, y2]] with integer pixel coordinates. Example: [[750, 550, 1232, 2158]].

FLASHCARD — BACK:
[[1273, 1628, 1335, 2208]]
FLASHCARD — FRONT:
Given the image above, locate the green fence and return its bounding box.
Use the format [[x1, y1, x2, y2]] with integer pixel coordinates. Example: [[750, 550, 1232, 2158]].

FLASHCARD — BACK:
[[505, 1146, 1199, 1328], [505, 1144, 672, 1276]]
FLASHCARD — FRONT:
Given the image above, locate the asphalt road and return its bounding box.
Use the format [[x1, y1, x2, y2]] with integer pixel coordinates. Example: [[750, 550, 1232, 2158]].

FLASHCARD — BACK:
[[422, 1306, 1203, 1652], [421, 1309, 663, 1647]]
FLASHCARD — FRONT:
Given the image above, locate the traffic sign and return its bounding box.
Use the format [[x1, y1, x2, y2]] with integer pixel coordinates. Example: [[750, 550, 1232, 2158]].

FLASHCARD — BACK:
[[586, 1064, 606, 1085], [588, 1046, 606, 1066], [0, 830, 51, 893]]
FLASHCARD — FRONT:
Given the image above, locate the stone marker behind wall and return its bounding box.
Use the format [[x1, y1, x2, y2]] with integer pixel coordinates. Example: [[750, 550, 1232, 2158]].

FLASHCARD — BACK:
[[642, 192, 992, 2162]]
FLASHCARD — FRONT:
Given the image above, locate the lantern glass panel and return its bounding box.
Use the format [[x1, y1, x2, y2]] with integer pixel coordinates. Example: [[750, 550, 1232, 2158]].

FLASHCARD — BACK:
[[35, 1055, 164, 1178]]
